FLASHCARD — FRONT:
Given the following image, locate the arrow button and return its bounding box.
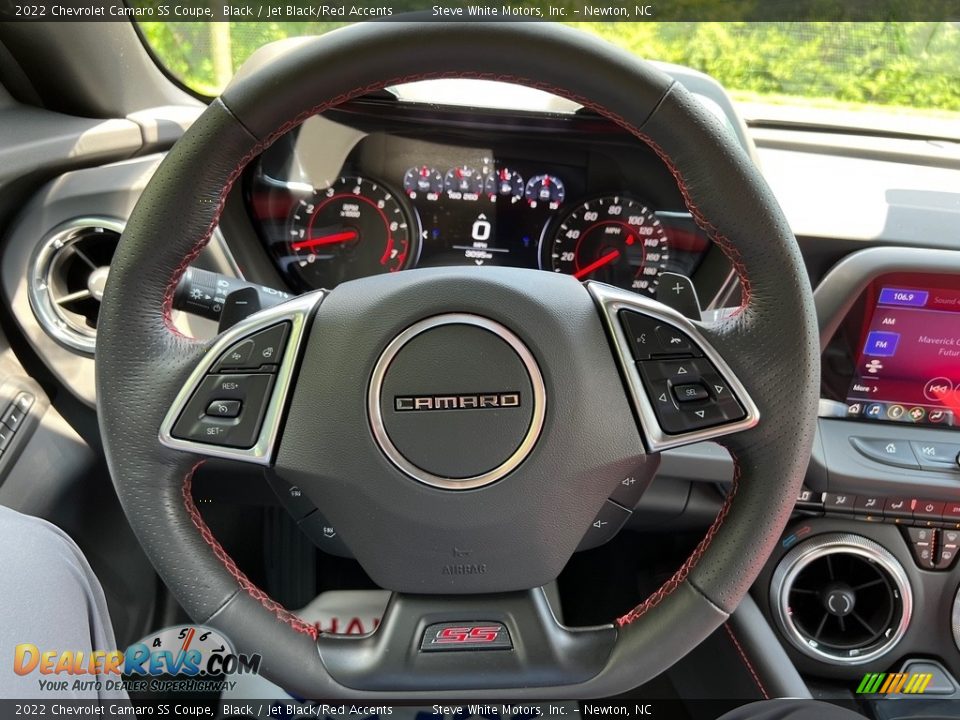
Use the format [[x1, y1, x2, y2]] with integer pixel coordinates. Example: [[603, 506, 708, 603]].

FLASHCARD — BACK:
[[577, 500, 632, 552]]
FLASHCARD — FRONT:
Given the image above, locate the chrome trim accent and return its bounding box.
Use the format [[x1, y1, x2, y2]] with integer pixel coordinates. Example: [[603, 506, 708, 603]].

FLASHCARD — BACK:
[[28, 217, 125, 355], [586, 281, 759, 453], [771, 533, 912, 666], [158, 291, 324, 464], [368, 313, 546, 491]]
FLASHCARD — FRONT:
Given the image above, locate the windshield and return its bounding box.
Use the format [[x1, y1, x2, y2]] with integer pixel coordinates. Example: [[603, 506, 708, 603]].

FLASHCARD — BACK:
[[139, 21, 960, 136]]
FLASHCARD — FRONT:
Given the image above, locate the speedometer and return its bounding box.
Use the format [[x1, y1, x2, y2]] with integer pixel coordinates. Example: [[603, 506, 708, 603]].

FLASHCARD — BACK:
[[543, 196, 669, 295]]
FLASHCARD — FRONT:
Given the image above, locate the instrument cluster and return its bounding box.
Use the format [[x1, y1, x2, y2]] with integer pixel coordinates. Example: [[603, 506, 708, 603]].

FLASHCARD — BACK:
[[247, 126, 715, 298]]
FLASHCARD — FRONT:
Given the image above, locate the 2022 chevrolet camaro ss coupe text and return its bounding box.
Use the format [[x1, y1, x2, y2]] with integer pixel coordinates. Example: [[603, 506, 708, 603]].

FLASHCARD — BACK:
[[0, 11, 959, 720]]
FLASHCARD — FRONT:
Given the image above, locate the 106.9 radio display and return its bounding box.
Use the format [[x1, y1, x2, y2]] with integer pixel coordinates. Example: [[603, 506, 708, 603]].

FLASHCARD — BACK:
[[846, 284, 960, 428]]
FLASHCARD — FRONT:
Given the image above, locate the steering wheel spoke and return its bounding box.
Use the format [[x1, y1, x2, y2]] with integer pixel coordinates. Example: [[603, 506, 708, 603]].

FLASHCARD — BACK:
[[158, 291, 323, 463], [587, 281, 759, 453], [317, 587, 616, 692]]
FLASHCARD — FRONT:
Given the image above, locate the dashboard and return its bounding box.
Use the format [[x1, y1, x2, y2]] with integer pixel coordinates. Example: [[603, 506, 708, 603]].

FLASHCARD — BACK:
[[245, 100, 724, 301], [5, 63, 960, 697]]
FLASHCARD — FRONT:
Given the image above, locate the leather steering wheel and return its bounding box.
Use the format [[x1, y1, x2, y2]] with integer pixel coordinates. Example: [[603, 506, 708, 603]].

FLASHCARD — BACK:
[[96, 22, 819, 698]]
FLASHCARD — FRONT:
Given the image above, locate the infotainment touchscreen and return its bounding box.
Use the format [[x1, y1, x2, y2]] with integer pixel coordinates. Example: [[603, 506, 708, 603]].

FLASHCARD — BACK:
[[845, 284, 960, 428]]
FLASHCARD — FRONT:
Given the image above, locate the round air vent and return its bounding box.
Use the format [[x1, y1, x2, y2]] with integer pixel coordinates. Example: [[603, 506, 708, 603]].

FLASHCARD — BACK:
[[771, 533, 912, 665], [28, 218, 124, 355]]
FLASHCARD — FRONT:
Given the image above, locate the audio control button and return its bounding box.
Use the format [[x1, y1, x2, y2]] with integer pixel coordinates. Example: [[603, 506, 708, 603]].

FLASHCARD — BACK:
[[910, 440, 960, 470]]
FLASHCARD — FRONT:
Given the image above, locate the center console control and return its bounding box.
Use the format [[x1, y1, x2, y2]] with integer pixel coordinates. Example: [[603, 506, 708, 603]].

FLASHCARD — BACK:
[[796, 488, 960, 571], [850, 436, 960, 472]]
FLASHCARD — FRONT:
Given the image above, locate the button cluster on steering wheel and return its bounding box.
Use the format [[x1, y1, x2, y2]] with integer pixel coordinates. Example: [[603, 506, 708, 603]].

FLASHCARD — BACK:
[[170, 322, 290, 449], [620, 310, 746, 434]]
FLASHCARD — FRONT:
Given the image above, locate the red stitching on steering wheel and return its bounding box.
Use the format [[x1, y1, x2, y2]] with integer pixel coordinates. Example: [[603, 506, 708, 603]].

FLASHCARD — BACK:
[[182, 462, 319, 638], [617, 452, 741, 626], [166, 70, 753, 631]]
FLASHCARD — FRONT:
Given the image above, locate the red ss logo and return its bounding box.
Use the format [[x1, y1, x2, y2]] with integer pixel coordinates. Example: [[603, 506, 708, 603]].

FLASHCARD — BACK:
[[433, 626, 502, 644]]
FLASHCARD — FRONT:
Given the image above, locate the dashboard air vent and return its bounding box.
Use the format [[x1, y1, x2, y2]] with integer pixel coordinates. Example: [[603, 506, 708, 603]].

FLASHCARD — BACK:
[[28, 218, 124, 355], [771, 533, 912, 665]]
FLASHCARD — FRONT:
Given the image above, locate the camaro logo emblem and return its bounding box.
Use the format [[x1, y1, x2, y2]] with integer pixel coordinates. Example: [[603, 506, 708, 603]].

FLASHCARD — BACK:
[[395, 392, 521, 412]]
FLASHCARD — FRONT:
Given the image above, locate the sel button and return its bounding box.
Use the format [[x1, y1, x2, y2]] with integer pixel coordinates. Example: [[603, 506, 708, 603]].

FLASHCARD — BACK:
[[672, 383, 709, 403]]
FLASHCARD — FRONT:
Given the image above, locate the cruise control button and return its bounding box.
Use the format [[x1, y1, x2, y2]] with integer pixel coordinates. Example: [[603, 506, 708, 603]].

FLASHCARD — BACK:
[[910, 440, 960, 469], [576, 500, 631, 552], [171, 374, 275, 449], [213, 322, 290, 372], [849, 437, 920, 469], [248, 323, 289, 366], [672, 383, 709, 403], [206, 400, 242, 418]]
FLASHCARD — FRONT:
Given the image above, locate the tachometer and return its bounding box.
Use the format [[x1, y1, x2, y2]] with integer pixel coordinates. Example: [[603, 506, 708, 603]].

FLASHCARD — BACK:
[[543, 196, 669, 295], [287, 176, 417, 289]]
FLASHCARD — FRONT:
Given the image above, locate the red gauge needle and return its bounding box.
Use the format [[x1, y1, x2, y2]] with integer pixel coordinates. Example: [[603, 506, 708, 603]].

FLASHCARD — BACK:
[[291, 230, 358, 251], [573, 249, 621, 279]]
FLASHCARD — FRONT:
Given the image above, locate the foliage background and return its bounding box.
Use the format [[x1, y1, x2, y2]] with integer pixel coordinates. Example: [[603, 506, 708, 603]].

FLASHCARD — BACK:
[[139, 21, 960, 113]]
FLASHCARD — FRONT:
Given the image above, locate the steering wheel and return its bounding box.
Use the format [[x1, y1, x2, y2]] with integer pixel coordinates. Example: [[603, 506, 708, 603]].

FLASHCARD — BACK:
[[96, 22, 819, 698]]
